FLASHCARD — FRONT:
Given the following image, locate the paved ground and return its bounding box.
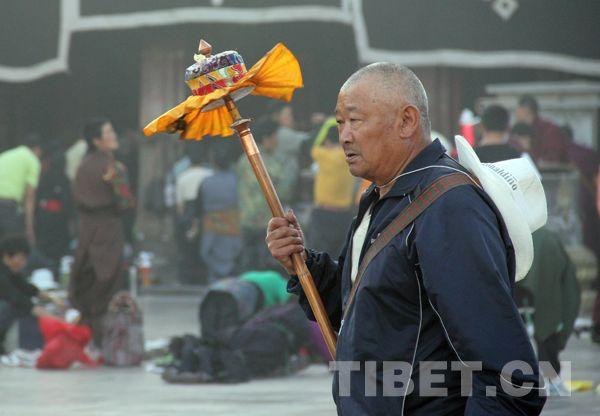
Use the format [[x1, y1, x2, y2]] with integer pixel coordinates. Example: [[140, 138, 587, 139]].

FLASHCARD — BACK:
[[1, 295, 599, 415]]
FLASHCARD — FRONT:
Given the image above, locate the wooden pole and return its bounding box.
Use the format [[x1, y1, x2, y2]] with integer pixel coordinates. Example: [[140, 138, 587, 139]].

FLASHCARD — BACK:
[[223, 96, 338, 358]]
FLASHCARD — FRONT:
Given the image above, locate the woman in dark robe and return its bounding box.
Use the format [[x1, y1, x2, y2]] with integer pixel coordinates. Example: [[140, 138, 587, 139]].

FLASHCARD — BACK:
[[69, 118, 134, 346]]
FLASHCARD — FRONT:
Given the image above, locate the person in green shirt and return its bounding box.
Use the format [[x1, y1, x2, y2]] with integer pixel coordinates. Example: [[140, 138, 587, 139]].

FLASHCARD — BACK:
[[0, 133, 42, 244], [236, 118, 290, 272]]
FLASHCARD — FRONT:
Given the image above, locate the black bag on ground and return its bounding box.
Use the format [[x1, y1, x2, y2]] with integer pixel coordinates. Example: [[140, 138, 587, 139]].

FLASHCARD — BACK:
[[164, 334, 249, 383]]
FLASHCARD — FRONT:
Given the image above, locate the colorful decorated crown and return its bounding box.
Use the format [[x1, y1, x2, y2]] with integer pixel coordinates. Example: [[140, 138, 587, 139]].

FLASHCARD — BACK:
[[144, 41, 303, 140], [184, 40, 247, 97]]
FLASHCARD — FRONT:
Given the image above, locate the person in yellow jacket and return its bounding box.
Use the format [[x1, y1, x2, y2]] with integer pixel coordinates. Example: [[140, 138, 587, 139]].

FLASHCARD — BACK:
[[308, 117, 356, 255]]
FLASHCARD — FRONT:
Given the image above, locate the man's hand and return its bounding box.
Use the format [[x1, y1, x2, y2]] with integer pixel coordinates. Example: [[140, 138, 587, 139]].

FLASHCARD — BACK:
[[266, 210, 306, 275]]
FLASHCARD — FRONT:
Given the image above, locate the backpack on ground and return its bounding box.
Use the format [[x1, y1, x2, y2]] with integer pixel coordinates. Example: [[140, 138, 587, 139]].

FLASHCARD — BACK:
[[102, 291, 144, 366]]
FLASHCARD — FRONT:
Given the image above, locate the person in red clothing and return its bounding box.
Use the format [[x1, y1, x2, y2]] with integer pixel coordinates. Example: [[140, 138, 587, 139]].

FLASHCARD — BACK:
[[515, 95, 567, 164]]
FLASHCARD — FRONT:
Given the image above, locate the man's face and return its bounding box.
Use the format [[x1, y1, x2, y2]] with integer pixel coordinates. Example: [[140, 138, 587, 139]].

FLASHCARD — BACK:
[[3, 253, 27, 273], [94, 122, 119, 152], [515, 106, 535, 125], [335, 78, 402, 183]]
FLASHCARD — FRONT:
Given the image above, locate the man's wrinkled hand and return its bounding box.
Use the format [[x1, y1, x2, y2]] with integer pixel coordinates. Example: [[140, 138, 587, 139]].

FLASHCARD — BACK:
[[266, 210, 306, 275]]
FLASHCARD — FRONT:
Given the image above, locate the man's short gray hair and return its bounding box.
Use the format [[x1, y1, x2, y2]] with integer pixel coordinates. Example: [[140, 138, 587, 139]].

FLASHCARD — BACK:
[[343, 63, 431, 134]]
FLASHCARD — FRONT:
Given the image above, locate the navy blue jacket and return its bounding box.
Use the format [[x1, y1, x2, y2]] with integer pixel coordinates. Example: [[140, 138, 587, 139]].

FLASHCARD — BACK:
[[288, 140, 546, 415]]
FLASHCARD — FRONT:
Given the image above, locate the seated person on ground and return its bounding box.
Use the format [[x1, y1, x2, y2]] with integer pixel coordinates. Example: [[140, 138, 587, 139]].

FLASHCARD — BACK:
[[0, 234, 64, 354]]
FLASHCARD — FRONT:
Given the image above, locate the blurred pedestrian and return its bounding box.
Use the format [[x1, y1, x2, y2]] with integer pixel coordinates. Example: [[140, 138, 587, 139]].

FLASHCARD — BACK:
[[195, 143, 241, 283], [35, 141, 72, 276], [174, 144, 212, 284], [0, 133, 43, 244], [596, 166, 600, 344], [270, 103, 308, 204], [475, 104, 520, 163], [237, 118, 290, 271], [518, 227, 580, 395], [559, 125, 600, 344], [0, 235, 64, 355], [562, 125, 600, 257], [69, 118, 134, 346], [271, 103, 308, 164], [515, 95, 567, 164], [307, 116, 355, 255]]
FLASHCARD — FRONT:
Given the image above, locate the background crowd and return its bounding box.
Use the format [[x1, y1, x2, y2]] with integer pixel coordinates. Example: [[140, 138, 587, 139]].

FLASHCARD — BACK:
[[0, 91, 598, 394]]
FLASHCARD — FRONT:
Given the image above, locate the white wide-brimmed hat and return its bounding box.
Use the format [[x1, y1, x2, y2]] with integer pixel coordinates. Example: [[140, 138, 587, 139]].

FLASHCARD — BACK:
[[455, 135, 547, 281]]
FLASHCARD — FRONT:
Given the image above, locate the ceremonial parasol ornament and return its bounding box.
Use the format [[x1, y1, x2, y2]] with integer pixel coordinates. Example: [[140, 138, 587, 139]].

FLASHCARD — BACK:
[[144, 40, 337, 357]]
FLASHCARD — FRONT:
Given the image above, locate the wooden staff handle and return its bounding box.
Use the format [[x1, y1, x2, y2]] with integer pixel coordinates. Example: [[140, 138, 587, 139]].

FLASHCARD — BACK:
[[224, 97, 337, 358]]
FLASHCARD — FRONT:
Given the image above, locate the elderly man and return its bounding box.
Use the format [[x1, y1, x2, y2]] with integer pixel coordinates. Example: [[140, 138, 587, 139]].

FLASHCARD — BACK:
[[267, 64, 546, 415]]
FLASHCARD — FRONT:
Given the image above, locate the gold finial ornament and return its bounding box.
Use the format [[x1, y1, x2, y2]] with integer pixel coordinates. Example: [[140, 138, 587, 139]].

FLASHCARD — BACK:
[[198, 39, 212, 56]]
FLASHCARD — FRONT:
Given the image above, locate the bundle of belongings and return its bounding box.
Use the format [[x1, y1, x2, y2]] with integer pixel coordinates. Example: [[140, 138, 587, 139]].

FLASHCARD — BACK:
[[36, 315, 99, 369], [161, 271, 329, 384], [1, 306, 99, 369], [2, 287, 143, 369], [101, 291, 145, 367], [37, 291, 143, 369]]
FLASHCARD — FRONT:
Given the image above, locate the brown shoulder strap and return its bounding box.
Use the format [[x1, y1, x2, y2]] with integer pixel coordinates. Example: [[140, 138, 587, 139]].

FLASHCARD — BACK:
[[341, 172, 478, 322]]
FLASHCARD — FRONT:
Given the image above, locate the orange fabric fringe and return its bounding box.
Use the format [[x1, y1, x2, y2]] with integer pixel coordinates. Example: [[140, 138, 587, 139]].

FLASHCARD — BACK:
[[143, 43, 303, 140]]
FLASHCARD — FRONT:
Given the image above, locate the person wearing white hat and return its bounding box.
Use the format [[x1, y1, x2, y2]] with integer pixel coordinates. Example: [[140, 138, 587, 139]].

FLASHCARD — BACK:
[[267, 63, 546, 414]]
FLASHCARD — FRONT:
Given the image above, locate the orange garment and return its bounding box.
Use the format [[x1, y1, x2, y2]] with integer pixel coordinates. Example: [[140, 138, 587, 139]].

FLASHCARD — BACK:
[[143, 43, 303, 140]]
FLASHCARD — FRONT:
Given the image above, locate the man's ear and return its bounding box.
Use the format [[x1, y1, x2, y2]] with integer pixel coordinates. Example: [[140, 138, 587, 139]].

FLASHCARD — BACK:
[[398, 105, 420, 138]]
